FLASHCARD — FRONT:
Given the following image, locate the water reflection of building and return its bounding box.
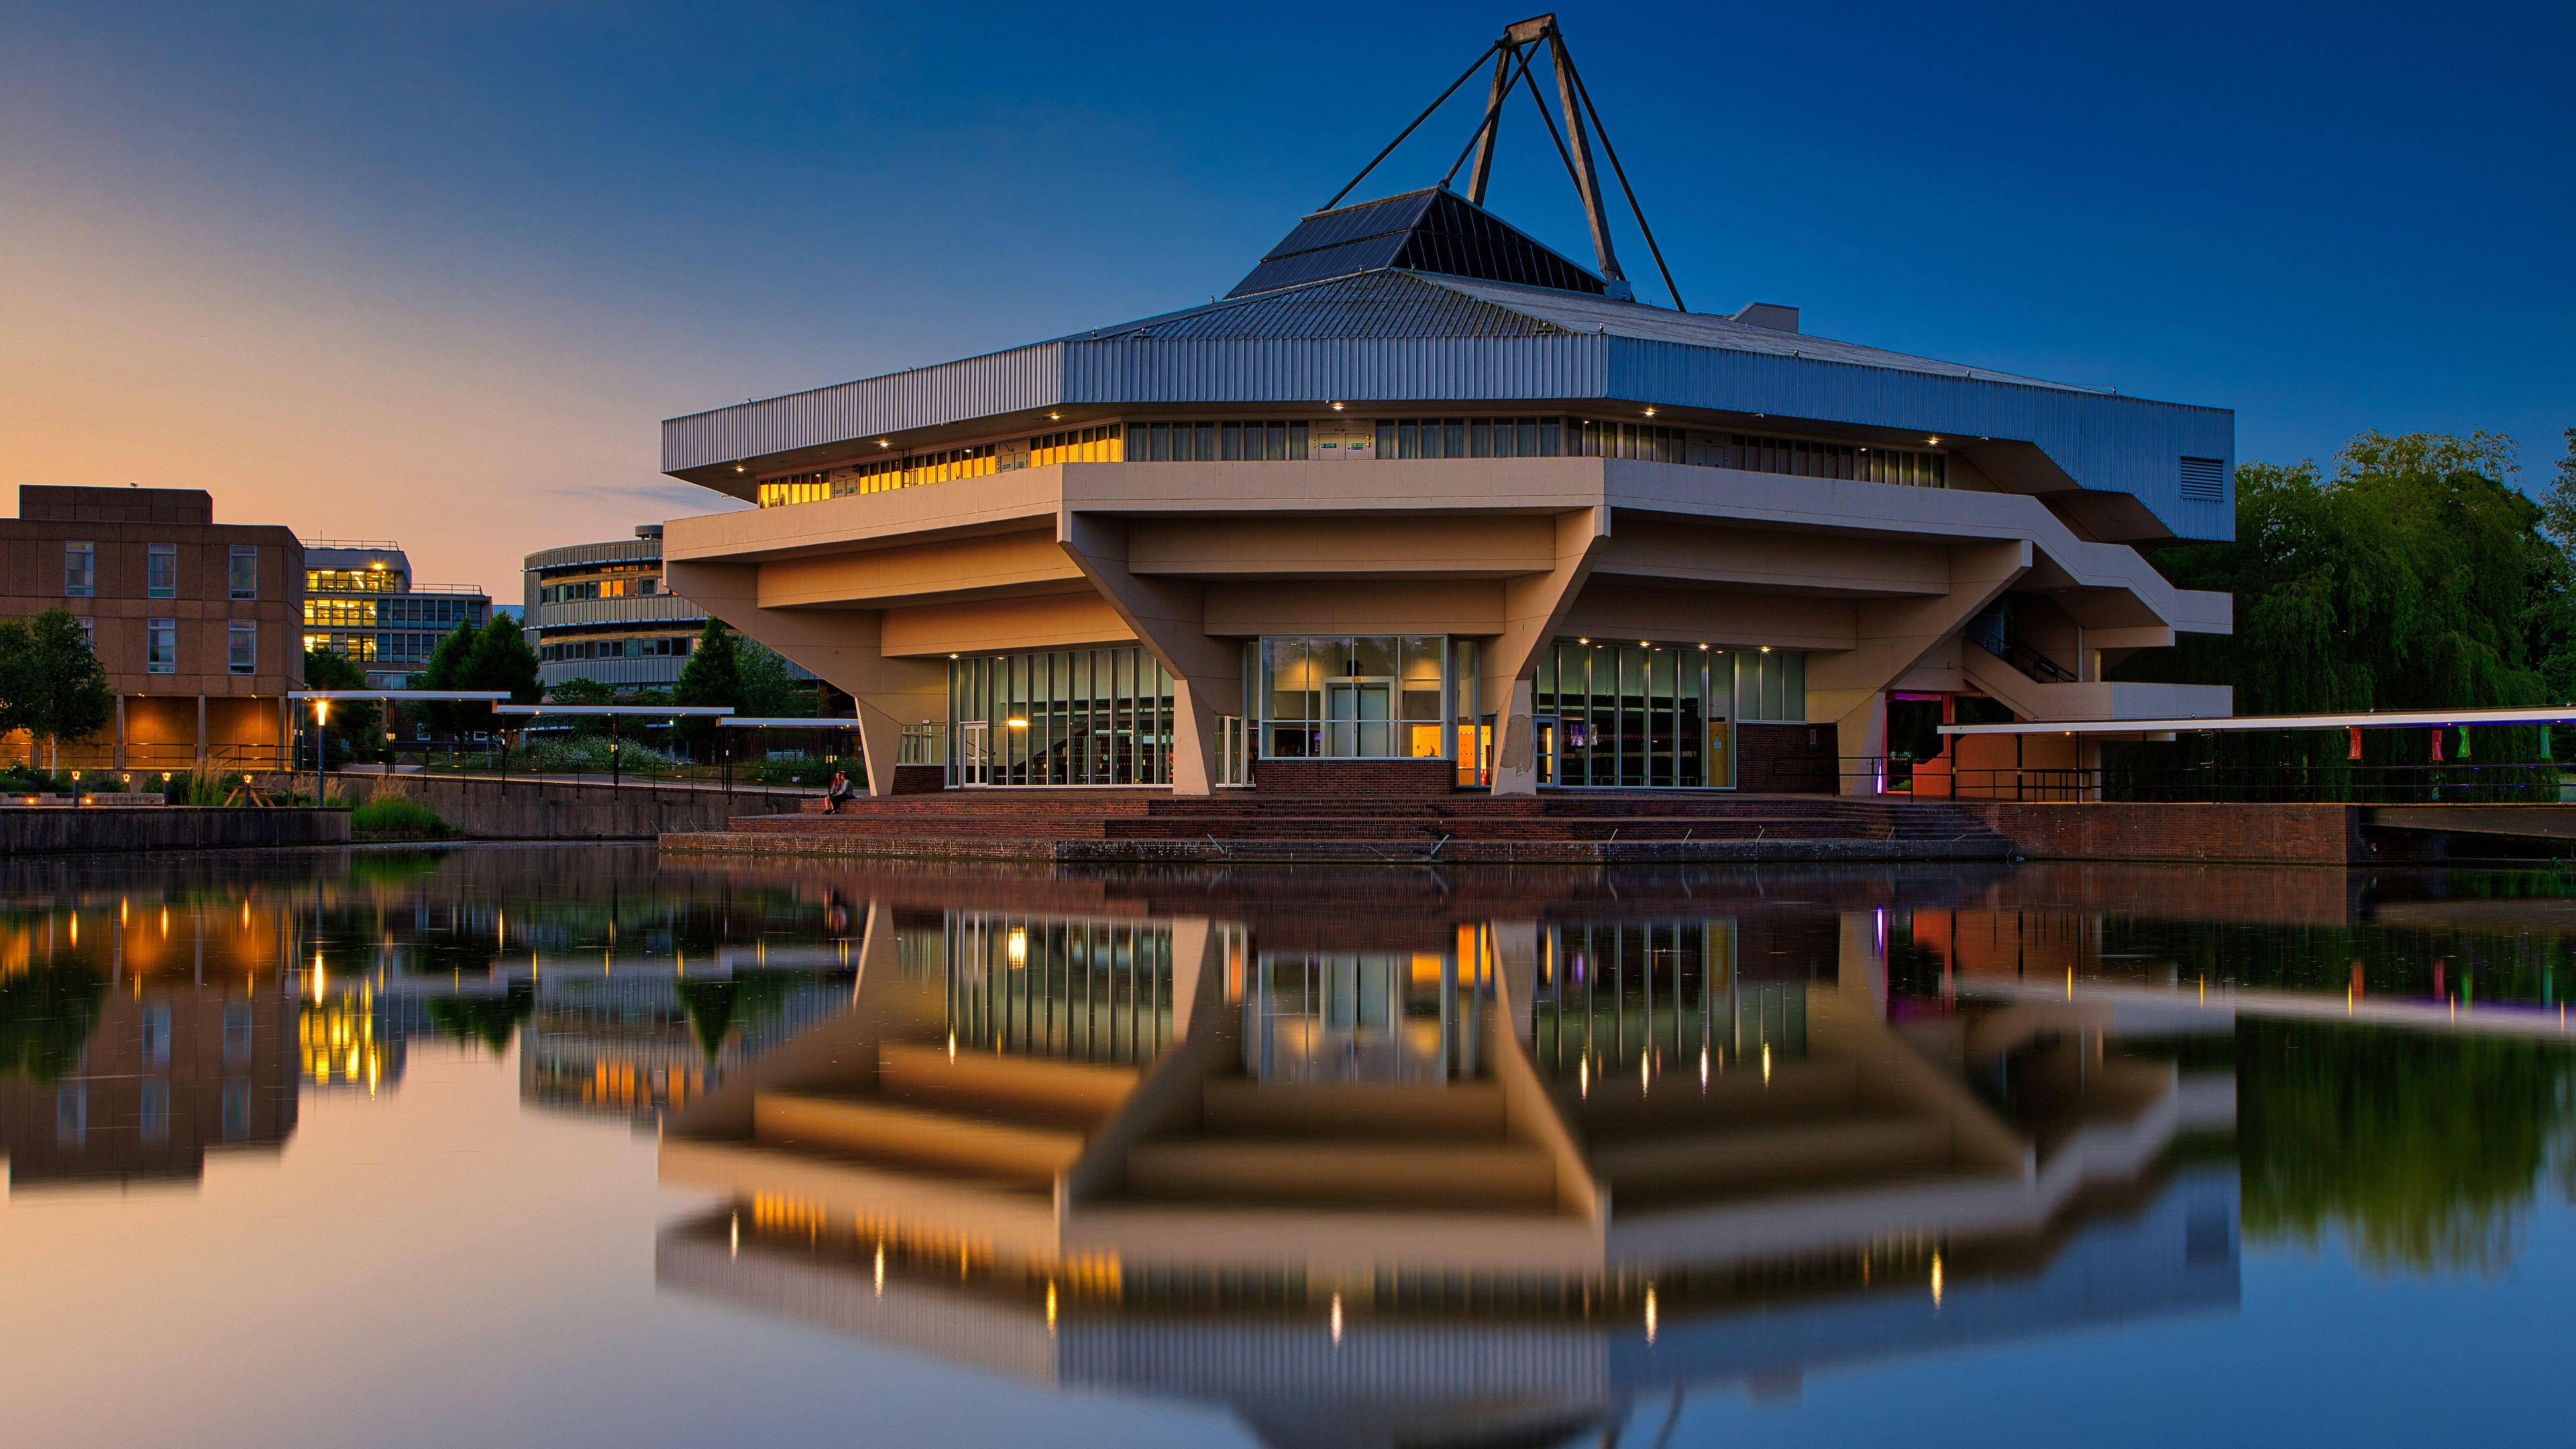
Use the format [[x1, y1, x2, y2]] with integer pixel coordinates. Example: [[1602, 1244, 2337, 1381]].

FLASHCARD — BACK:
[[658, 877, 2240, 1445], [1, 982, 299, 1190], [518, 968, 849, 1126]]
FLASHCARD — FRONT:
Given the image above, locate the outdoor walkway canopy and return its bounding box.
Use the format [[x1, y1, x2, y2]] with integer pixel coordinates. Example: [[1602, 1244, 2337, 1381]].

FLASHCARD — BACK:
[[1940, 706, 2576, 738]]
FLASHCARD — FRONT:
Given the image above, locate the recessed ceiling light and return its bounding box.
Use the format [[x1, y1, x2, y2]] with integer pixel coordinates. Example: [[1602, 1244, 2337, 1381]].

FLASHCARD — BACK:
[[1927, 436, 1941, 445], [1760, 645, 1772, 653], [1330, 401, 1344, 411], [1642, 408, 1656, 417]]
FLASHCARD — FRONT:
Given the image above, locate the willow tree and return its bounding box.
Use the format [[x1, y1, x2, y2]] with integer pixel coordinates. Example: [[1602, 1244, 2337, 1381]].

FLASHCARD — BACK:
[[2116, 430, 2574, 785]]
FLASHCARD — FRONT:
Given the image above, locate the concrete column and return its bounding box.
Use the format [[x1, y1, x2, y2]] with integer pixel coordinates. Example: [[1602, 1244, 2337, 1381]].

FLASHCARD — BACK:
[[113, 696, 126, 771], [1482, 508, 1609, 796], [195, 695, 207, 772]]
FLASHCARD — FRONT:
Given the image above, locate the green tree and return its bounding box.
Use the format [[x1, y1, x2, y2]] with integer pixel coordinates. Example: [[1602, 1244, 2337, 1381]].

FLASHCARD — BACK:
[[739, 639, 816, 718], [416, 622, 477, 735], [0, 610, 115, 770], [464, 614, 542, 704], [301, 645, 379, 759], [671, 619, 744, 757], [547, 676, 616, 738]]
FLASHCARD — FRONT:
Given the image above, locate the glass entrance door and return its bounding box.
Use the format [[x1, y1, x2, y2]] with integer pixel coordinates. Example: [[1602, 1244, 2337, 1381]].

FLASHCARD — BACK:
[[958, 720, 990, 787], [1324, 678, 1394, 757], [1534, 716, 1558, 786]]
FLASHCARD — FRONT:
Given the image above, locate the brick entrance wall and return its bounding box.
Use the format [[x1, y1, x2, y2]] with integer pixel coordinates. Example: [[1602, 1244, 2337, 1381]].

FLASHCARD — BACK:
[[1737, 724, 1838, 794], [1253, 757, 1456, 796]]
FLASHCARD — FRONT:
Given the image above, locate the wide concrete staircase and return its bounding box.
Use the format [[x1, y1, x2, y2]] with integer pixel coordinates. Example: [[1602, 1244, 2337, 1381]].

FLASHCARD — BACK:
[[1124, 1077, 1562, 1213], [722, 788, 2006, 853], [749, 1040, 1138, 1192], [1565, 1057, 1999, 1212]]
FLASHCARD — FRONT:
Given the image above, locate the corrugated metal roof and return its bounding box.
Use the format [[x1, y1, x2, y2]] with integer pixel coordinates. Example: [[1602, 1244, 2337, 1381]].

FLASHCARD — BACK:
[[1086, 272, 1567, 341], [1420, 275, 2100, 394]]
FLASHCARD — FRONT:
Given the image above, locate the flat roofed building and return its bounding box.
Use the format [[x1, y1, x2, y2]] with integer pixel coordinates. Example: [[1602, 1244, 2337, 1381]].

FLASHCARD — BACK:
[[0, 486, 304, 773], [660, 117, 2233, 801], [301, 541, 490, 688], [524, 524, 707, 691]]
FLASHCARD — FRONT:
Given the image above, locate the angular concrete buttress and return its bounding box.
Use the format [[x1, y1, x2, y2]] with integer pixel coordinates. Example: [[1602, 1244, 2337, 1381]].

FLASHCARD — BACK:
[[664, 559, 947, 797], [1485, 507, 1611, 796], [1805, 539, 2030, 796], [1056, 511, 1242, 796]]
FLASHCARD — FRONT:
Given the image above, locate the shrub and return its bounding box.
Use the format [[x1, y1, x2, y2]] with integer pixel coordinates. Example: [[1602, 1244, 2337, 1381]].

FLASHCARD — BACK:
[[160, 771, 237, 806], [510, 736, 675, 774], [352, 796, 451, 839]]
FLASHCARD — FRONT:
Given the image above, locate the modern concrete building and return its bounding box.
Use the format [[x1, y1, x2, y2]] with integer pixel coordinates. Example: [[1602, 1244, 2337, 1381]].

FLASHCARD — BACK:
[[523, 524, 709, 692], [301, 540, 490, 688], [657, 46, 2231, 802], [0, 486, 304, 772]]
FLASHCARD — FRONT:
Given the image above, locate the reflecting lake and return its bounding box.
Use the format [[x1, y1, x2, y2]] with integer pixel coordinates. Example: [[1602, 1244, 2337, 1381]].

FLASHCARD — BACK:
[[5, 847, 2576, 1448]]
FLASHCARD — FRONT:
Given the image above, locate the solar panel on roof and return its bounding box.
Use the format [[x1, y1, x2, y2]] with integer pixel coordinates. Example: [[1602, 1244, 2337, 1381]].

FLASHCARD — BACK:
[[1228, 188, 1606, 299]]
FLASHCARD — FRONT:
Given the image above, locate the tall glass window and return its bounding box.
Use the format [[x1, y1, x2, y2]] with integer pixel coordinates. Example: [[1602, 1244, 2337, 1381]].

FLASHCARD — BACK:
[[147, 543, 176, 598], [1256, 636, 1454, 759], [948, 647, 1173, 786], [1532, 639, 1804, 788], [228, 622, 257, 675], [146, 619, 177, 674], [229, 545, 258, 599], [64, 542, 94, 598]]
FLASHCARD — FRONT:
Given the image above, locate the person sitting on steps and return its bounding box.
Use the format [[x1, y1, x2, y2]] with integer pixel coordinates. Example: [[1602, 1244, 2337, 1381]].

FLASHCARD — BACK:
[[824, 769, 856, 813]]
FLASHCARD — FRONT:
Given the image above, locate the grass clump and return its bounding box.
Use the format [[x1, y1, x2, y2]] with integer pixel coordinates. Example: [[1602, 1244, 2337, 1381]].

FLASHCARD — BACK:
[[351, 796, 451, 839]]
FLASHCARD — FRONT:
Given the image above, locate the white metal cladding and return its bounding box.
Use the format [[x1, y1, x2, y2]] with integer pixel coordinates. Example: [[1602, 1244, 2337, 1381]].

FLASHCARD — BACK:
[[663, 327, 2234, 540], [661, 343, 1066, 472], [525, 539, 662, 572]]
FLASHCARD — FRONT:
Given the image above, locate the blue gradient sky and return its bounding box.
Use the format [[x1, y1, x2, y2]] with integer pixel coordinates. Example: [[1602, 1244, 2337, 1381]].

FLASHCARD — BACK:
[[3, 0, 2568, 590]]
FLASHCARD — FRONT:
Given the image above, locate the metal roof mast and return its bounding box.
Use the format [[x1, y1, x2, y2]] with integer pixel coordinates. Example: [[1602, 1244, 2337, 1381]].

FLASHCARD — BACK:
[[1324, 13, 1686, 312]]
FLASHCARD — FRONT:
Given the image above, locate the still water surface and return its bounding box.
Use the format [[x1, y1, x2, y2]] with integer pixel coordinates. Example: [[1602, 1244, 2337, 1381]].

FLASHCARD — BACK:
[[3, 847, 2574, 1447]]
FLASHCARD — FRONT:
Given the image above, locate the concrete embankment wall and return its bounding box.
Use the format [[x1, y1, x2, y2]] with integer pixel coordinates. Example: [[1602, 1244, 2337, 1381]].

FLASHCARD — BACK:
[[260, 773, 805, 840], [1957, 802, 2367, 865], [0, 806, 352, 853]]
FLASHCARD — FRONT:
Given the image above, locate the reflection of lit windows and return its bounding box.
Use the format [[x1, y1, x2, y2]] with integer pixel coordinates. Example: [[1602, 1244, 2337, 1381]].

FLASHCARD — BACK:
[[222, 1079, 252, 1140], [223, 1003, 254, 1063], [140, 1004, 172, 1067]]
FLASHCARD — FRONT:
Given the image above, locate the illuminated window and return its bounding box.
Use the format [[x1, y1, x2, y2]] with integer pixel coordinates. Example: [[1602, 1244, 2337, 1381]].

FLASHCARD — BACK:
[[1029, 424, 1124, 466]]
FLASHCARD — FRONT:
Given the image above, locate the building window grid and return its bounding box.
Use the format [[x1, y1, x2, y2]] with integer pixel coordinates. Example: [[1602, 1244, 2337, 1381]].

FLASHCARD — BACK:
[[1530, 642, 1806, 788], [229, 545, 259, 599], [146, 619, 177, 675], [228, 622, 257, 675], [145, 543, 178, 599], [64, 542, 95, 598], [948, 647, 1172, 787], [1126, 421, 1307, 462], [307, 568, 402, 594], [1255, 635, 1453, 761], [1029, 425, 1123, 466]]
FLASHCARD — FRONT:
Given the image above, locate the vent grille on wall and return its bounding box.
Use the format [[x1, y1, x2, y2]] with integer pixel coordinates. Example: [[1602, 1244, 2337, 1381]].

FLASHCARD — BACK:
[[2179, 456, 2226, 502]]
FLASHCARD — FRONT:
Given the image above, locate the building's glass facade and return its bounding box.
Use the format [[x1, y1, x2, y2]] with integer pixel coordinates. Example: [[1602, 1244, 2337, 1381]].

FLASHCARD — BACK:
[[949, 647, 1173, 787], [1530, 641, 1806, 788], [1245, 930, 1492, 1085], [1255, 635, 1476, 761]]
